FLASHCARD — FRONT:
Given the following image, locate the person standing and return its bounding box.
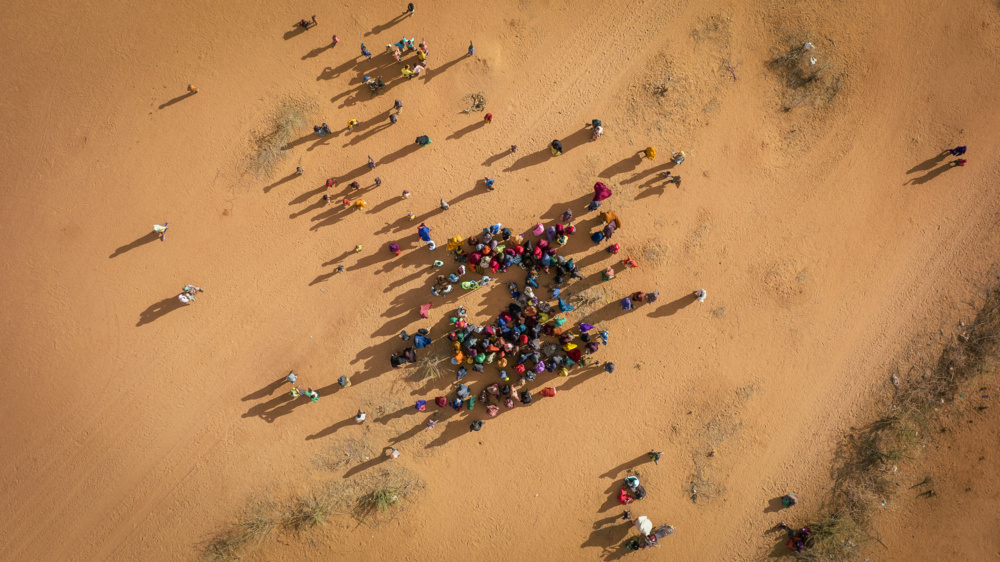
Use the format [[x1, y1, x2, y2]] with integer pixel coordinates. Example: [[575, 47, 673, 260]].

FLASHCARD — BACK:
[[153, 223, 169, 241], [361, 43, 372, 60], [484, 177, 496, 190], [694, 289, 707, 302], [355, 410, 367, 423], [187, 84, 198, 94], [468, 41, 475, 56], [368, 155, 377, 169], [296, 166, 305, 175], [394, 99, 403, 114], [347, 119, 359, 130], [304, 387, 319, 402], [950, 158, 968, 167], [407, 3, 415, 15], [484, 112, 493, 124], [947, 145, 967, 156]]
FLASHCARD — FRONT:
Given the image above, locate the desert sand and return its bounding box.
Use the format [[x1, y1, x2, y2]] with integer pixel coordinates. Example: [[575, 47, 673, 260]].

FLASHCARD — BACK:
[[2, 0, 1000, 560]]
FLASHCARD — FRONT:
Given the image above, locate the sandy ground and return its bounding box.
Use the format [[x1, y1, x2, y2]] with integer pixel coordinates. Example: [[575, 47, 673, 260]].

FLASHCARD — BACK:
[[2, 0, 1000, 560]]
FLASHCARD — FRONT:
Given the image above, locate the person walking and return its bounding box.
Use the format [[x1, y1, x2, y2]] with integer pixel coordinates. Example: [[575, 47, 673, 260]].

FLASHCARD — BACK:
[[178, 284, 204, 304], [416, 135, 432, 146], [368, 155, 377, 169], [332, 35, 340, 46], [950, 158, 968, 167], [296, 166, 305, 175], [390, 114, 398, 125], [347, 118, 359, 130], [285, 371, 298, 384], [304, 387, 319, 402], [468, 41, 475, 56], [407, 3, 415, 15], [361, 43, 372, 60], [947, 145, 967, 156], [484, 177, 496, 190], [153, 223, 169, 241], [394, 99, 403, 113]]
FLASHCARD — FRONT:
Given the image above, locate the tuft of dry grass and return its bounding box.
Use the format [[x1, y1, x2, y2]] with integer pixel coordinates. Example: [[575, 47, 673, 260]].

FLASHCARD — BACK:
[[246, 98, 315, 179], [282, 492, 332, 531], [201, 499, 277, 561], [460, 92, 487, 113], [791, 284, 1000, 559]]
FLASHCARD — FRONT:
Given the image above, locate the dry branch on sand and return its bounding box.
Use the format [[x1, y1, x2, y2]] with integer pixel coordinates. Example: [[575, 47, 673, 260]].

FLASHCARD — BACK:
[[767, 38, 842, 112], [792, 284, 1000, 560], [245, 98, 315, 179], [460, 92, 487, 114]]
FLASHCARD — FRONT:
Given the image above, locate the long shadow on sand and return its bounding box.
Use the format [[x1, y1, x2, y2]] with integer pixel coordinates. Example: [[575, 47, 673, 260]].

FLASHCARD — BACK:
[[364, 12, 410, 37], [904, 163, 955, 186], [136, 296, 186, 326], [158, 91, 196, 110], [110, 231, 160, 258], [649, 293, 698, 318]]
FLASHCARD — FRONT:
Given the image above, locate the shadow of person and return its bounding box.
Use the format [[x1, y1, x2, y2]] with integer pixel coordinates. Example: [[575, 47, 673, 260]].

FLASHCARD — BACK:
[[364, 12, 408, 36], [110, 231, 160, 258], [903, 163, 955, 186], [481, 149, 513, 167], [305, 417, 357, 440], [302, 44, 333, 60], [446, 119, 487, 140], [420, 55, 467, 83], [764, 496, 787, 513], [504, 146, 552, 173], [136, 296, 186, 326], [906, 151, 949, 174], [283, 25, 308, 41], [158, 91, 196, 110], [242, 377, 289, 402], [264, 172, 299, 193], [598, 155, 642, 179], [599, 453, 652, 480], [581, 516, 632, 557], [343, 451, 391, 478], [289, 198, 327, 219], [649, 293, 698, 318]]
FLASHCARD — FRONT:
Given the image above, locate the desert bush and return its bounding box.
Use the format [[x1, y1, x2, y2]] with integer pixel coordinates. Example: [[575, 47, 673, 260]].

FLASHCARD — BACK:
[[246, 98, 314, 179], [201, 499, 277, 561]]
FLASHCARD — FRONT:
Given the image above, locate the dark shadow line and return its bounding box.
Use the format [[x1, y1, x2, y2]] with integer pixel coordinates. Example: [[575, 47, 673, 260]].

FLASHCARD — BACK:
[[158, 91, 196, 110], [136, 296, 186, 326], [110, 231, 160, 258]]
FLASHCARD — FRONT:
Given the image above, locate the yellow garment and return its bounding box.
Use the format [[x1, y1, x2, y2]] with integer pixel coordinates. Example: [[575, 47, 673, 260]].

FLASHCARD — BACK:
[[353, 200, 367, 210], [446, 236, 464, 252], [562, 342, 577, 351], [644, 146, 656, 160], [401, 67, 413, 78], [558, 367, 570, 377]]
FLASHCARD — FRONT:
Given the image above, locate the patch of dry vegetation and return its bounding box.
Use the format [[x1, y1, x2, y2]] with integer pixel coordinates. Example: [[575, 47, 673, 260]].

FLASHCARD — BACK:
[[245, 97, 316, 179], [767, 36, 842, 113], [201, 452, 422, 559], [794, 285, 1000, 560]]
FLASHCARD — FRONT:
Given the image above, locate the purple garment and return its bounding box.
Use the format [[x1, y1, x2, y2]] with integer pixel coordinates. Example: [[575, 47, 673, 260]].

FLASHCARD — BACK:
[[535, 361, 546, 373], [546, 226, 557, 242], [621, 297, 632, 311], [579, 322, 594, 332]]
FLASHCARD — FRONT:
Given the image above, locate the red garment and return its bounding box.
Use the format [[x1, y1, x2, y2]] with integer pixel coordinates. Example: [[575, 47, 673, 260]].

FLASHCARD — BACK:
[[618, 487, 634, 505], [435, 396, 447, 407], [540, 387, 556, 397], [592, 182, 612, 201]]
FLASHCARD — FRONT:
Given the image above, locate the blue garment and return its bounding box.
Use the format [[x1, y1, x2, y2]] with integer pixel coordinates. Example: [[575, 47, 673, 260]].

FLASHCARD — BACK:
[[414, 334, 432, 348], [558, 298, 575, 312], [418, 226, 431, 242], [591, 231, 605, 244]]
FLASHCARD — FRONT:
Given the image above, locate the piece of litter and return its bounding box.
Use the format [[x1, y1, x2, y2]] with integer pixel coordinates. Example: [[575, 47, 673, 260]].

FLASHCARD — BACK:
[[535, 494, 539, 497], [809, 57, 817, 65]]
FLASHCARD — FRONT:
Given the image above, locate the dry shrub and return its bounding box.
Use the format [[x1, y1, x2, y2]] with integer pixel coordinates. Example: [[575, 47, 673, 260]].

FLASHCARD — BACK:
[[282, 492, 332, 531], [246, 98, 315, 179], [201, 499, 277, 561], [768, 39, 842, 111], [793, 285, 1000, 559], [352, 468, 423, 525]]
